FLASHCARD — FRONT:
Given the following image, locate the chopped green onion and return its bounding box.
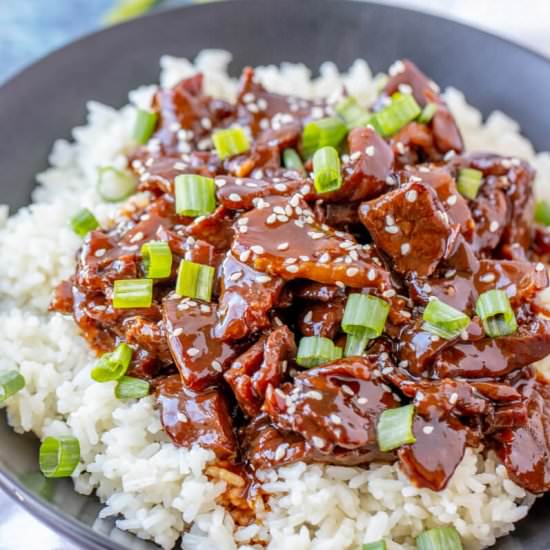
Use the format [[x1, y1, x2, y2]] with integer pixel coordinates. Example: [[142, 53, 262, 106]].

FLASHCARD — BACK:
[[113, 279, 153, 309], [475, 289, 517, 337], [418, 102, 438, 124], [104, 0, 158, 24], [212, 127, 250, 159], [368, 92, 421, 137], [344, 331, 370, 357], [97, 166, 137, 202], [302, 116, 348, 157], [335, 96, 371, 129], [91, 343, 133, 382], [115, 376, 150, 399], [132, 108, 158, 144], [535, 200, 550, 226], [283, 148, 305, 174], [296, 336, 342, 368], [70, 208, 99, 237], [457, 168, 483, 200], [0, 371, 25, 403], [174, 174, 216, 217], [141, 240, 172, 279], [422, 298, 470, 340], [416, 527, 463, 550], [39, 436, 80, 478], [363, 542, 387, 550], [312, 146, 342, 194], [342, 294, 390, 338], [376, 404, 416, 452], [175, 260, 215, 302]]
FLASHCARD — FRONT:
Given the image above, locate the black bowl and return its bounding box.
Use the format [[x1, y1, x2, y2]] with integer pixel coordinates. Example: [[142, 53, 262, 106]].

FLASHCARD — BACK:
[[1, 1, 549, 548]]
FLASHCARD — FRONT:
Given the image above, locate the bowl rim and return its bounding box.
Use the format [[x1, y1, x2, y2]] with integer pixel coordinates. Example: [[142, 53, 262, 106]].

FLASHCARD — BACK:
[[1, 0, 549, 548]]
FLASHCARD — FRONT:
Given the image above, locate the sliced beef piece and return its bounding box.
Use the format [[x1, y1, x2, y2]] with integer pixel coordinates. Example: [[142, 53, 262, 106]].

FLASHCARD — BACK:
[[232, 195, 392, 290], [495, 377, 550, 493], [391, 122, 440, 167], [298, 300, 345, 339], [314, 201, 362, 232], [359, 181, 453, 277], [156, 375, 237, 460], [224, 325, 296, 417], [263, 357, 399, 463], [185, 206, 236, 252], [319, 128, 393, 203], [163, 293, 237, 391], [216, 175, 308, 211], [122, 316, 172, 364], [215, 253, 284, 341], [433, 316, 550, 379], [289, 281, 346, 302], [241, 414, 315, 470], [384, 59, 463, 154]]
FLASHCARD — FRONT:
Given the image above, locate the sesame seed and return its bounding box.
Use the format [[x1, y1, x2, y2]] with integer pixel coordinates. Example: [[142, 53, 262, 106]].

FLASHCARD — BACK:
[[367, 269, 376, 281], [256, 275, 272, 284], [479, 273, 496, 283], [405, 189, 417, 202], [357, 397, 368, 405], [398, 360, 409, 368], [229, 193, 241, 202], [447, 194, 458, 206], [239, 226, 248, 234], [303, 311, 313, 323], [312, 436, 326, 448], [401, 243, 411, 256], [130, 231, 144, 243], [308, 231, 324, 240], [306, 390, 323, 400], [239, 250, 251, 262], [536, 262, 545, 272], [284, 257, 297, 265], [187, 347, 200, 357], [266, 214, 277, 225], [211, 360, 222, 372], [318, 253, 331, 264], [299, 255, 309, 261], [251, 245, 265, 255], [339, 240, 354, 249], [277, 242, 289, 251], [330, 414, 342, 425], [274, 445, 287, 461], [396, 142, 406, 154], [385, 225, 399, 234], [422, 425, 434, 435], [274, 206, 286, 215], [445, 269, 457, 279], [365, 145, 375, 157], [277, 215, 289, 223], [382, 289, 396, 298], [398, 83, 413, 95], [489, 221, 500, 233], [173, 327, 184, 337], [95, 248, 106, 258], [449, 392, 459, 405], [335, 281, 346, 289], [243, 92, 255, 103], [275, 183, 288, 192], [200, 305, 211, 313], [286, 265, 299, 273], [385, 214, 395, 226], [422, 283, 432, 293], [341, 385, 354, 396], [346, 267, 359, 277]]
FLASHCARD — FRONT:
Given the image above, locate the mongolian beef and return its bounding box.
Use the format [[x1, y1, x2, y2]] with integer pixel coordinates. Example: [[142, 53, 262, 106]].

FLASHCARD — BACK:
[[51, 59, 550, 518]]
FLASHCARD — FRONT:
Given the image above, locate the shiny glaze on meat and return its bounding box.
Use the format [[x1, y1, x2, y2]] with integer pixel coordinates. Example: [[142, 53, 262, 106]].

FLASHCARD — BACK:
[[51, 59, 550, 507]]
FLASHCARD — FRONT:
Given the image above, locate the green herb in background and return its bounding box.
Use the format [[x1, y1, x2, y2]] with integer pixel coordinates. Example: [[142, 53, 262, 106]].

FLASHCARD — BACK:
[[104, 0, 160, 24]]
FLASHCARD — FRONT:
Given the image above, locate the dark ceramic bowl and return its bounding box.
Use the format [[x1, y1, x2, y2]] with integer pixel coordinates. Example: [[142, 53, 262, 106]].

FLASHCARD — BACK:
[[1, 1, 549, 548]]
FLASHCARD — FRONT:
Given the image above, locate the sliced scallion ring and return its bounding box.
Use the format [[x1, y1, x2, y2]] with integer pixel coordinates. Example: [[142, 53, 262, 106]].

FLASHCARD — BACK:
[[344, 331, 370, 357], [113, 279, 153, 309], [335, 96, 371, 129], [312, 146, 342, 194], [422, 298, 470, 340], [296, 336, 342, 368], [70, 208, 99, 237], [282, 148, 305, 174], [175, 174, 216, 217], [97, 166, 138, 202], [417, 102, 438, 124], [363, 541, 387, 550], [115, 376, 150, 399], [39, 436, 80, 478], [342, 294, 390, 339], [416, 527, 463, 550], [368, 92, 421, 137], [302, 116, 348, 157], [175, 260, 215, 302], [212, 126, 250, 159], [141, 240, 172, 279], [91, 342, 133, 382], [132, 108, 158, 144], [475, 289, 517, 337], [0, 371, 25, 403], [535, 200, 550, 226], [376, 404, 416, 452], [456, 168, 483, 200]]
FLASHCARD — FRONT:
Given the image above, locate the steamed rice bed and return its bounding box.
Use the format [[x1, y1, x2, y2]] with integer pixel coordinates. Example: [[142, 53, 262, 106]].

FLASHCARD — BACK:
[[1, 50, 549, 550]]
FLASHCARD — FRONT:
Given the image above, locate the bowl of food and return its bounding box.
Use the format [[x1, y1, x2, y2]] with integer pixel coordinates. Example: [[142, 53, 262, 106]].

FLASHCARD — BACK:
[[1, 1, 550, 549]]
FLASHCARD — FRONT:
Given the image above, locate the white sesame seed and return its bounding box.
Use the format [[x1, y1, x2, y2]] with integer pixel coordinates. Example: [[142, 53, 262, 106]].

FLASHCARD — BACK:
[[239, 250, 251, 262], [277, 242, 289, 251], [398, 360, 409, 368], [308, 231, 324, 240], [187, 348, 200, 357], [405, 189, 417, 203], [401, 243, 411, 256], [536, 262, 545, 272], [256, 275, 272, 284], [312, 436, 326, 448], [306, 390, 323, 400], [365, 145, 375, 157], [266, 214, 277, 225], [341, 385, 354, 396], [389, 59, 405, 76], [318, 253, 331, 264], [385, 225, 399, 234], [339, 240, 354, 249], [303, 311, 313, 323], [385, 214, 395, 226], [335, 281, 346, 289], [422, 283, 432, 293], [479, 273, 496, 283], [449, 392, 459, 405], [211, 360, 222, 372], [173, 327, 184, 337], [447, 194, 458, 206], [239, 226, 248, 234], [382, 289, 396, 298], [251, 245, 265, 255], [95, 248, 106, 258], [299, 255, 309, 261], [284, 257, 297, 265], [243, 92, 255, 103], [330, 414, 342, 425], [130, 231, 144, 243], [489, 221, 500, 233], [286, 265, 299, 273], [422, 425, 434, 435], [200, 304, 211, 313], [229, 193, 241, 202], [277, 215, 289, 223], [367, 269, 376, 281], [275, 183, 288, 192], [346, 267, 359, 277], [398, 83, 413, 95], [357, 397, 368, 405], [274, 206, 286, 215]]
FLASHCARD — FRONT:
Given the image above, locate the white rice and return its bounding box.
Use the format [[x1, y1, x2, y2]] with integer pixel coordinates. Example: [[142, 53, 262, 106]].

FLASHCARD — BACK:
[[1, 49, 548, 550]]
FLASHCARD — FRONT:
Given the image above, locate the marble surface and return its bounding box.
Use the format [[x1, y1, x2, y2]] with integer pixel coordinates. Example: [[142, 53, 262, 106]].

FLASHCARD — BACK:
[[1, 0, 548, 548]]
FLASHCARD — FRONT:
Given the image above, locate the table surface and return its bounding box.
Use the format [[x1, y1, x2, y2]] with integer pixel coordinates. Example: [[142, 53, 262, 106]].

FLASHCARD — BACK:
[[1, 0, 549, 548]]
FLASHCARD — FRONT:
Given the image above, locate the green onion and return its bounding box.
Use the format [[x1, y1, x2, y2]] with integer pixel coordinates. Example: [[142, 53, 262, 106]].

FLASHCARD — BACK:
[[296, 336, 342, 368], [97, 166, 137, 202], [141, 240, 172, 279], [39, 436, 80, 478], [91, 343, 133, 382], [302, 116, 348, 157], [335, 96, 371, 129], [363, 542, 387, 550], [416, 527, 463, 550], [312, 146, 342, 194], [376, 404, 416, 452], [368, 92, 421, 137], [283, 148, 305, 174], [175, 260, 215, 302], [104, 0, 158, 24], [70, 208, 99, 237], [115, 376, 150, 399], [175, 174, 216, 217], [344, 331, 370, 357], [457, 168, 483, 200], [0, 371, 25, 403], [342, 294, 390, 338], [475, 289, 517, 337], [535, 200, 550, 226], [422, 298, 470, 340], [418, 102, 438, 124], [113, 279, 153, 309], [132, 108, 158, 144], [212, 127, 250, 159]]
